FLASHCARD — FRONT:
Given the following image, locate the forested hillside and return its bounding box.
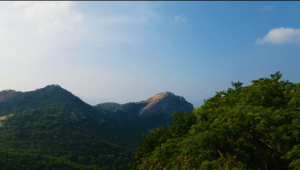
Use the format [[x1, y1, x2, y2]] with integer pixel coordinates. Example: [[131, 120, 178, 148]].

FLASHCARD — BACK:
[[0, 84, 100, 118], [0, 85, 175, 169]]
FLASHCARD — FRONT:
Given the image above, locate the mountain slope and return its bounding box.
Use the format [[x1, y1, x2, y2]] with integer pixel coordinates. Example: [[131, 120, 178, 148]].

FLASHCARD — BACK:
[[0, 101, 134, 170]]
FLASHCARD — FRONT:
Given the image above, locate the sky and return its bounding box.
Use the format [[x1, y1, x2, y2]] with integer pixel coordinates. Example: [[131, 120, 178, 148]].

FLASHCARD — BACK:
[[0, 2, 299, 109]]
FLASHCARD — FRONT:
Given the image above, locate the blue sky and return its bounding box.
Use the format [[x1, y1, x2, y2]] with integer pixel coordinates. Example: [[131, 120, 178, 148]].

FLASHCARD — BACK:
[[0, 2, 299, 109]]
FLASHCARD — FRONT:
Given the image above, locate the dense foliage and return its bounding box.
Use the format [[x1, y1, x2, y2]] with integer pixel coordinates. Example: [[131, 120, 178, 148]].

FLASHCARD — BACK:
[[129, 71, 300, 170], [0, 146, 106, 170]]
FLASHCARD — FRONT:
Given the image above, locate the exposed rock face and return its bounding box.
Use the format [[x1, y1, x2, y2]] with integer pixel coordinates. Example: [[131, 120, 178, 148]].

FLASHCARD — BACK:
[[0, 90, 23, 103], [138, 92, 194, 119]]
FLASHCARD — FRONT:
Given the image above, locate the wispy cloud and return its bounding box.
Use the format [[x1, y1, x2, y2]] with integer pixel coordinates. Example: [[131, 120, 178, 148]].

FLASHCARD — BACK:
[[0, 1, 160, 100], [259, 4, 276, 12], [0, 2, 85, 64], [174, 14, 186, 23], [255, 27, 300, 45]]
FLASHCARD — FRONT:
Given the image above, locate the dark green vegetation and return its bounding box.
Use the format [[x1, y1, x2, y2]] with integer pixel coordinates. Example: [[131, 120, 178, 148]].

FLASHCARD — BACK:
[[0, 101, 136, 170], [0, 71, 299, 170], [129, 71, 300, 170], [0, 85, 172, 169]]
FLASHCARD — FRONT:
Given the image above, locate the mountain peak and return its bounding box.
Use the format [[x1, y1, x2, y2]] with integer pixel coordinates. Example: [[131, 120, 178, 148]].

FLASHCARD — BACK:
[[139, 91, 187, 104], [0, 84, 101, 118], [138, 91, 193, 116]]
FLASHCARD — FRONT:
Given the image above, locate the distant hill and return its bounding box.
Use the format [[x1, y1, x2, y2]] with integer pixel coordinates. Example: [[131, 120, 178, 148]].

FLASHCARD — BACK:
[[94, 91, 194, 127], [94, 91, 194, 117], [95, 102, 121, 109], [0, 84, 101, 118], [94, 102, 122, 113]]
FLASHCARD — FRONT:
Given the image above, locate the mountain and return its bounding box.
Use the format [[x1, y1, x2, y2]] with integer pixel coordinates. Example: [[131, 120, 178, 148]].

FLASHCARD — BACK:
[[0, 85, 195, 170], [0, 84, 101, 118], [0, 85, 137, 169], [94, 91, 194, 117], [0, 85, 137, 144], [93, 91, 194, 133], [94, 92, 194, 127], [93, 91, 195, 135], [138, 91, 194, 117]]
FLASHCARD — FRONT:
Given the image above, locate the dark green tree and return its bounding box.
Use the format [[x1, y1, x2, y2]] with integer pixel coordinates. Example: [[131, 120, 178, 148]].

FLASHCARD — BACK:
[[129, 71, 300, 170]]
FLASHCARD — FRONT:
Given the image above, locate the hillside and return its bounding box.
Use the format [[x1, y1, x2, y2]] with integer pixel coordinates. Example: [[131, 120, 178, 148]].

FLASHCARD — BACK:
[[0, 84, 192, 169]]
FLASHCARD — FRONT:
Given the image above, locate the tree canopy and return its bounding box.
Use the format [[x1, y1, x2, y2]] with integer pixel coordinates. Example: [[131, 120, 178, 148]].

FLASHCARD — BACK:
[[129, 71, 300, 170]]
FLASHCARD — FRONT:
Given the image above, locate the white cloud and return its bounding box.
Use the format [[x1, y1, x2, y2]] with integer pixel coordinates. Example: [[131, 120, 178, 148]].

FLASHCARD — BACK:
[[255, 27, 300, 45], [259, 4, 276, 12], [9, 2, 82, 36], [0, 2, 161, 102], [0, 2, 159, 65], [0, 2, 85, 64], [174, 14, 186, 23]]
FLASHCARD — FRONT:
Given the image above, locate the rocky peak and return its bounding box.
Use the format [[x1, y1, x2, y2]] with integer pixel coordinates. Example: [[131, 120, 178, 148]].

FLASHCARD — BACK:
[[139, 92, 187, 104], [138, 91, 194, 118]]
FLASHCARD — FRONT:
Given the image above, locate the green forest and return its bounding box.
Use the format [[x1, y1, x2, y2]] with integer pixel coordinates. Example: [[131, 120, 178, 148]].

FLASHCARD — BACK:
[[0, 71, 300, 170]]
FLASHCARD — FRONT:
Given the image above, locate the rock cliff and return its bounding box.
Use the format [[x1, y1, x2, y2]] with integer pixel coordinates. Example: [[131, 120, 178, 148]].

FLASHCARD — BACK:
[[138, 92, 194, 120]]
